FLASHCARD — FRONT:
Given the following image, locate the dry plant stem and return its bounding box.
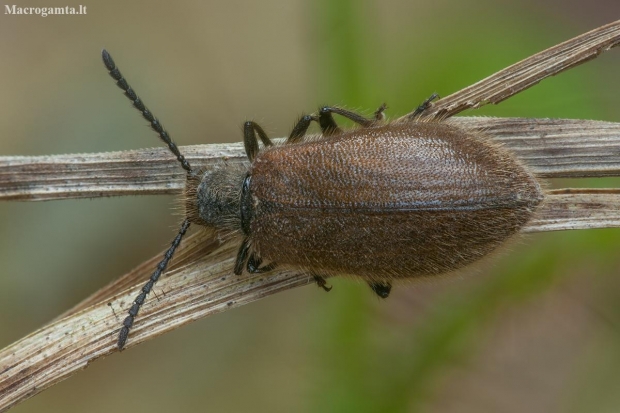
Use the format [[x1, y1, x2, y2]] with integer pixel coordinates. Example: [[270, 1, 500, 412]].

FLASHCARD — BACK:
[[526, 189, 620, 232], [0, 144, 241, 201], [0, 233, 311, 412], [1, 189, 619, 411], [2, 117, 620, 201], [2, 21, 620, 412], [401, 20, 620, 120], [451, 118, 620, 178]]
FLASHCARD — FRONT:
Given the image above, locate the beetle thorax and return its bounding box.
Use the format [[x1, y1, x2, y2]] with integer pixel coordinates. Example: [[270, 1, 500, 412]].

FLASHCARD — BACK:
[[185, 164, 248, 233]]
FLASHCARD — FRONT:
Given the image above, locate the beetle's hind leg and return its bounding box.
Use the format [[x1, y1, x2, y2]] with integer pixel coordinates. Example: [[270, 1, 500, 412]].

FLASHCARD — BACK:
[[313, 274, 332, 292], [368, 281, 392, 298]]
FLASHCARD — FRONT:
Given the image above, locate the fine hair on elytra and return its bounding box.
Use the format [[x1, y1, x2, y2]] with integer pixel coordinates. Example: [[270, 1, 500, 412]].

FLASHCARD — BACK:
[[101, 49, 543, 351]]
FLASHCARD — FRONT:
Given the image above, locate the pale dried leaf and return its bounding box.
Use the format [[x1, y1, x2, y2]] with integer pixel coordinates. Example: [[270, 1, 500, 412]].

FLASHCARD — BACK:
[[2, 117, 620, 202]]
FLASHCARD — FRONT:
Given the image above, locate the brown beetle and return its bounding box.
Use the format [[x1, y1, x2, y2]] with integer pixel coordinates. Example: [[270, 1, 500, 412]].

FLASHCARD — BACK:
[[101, 50, 543, 350]]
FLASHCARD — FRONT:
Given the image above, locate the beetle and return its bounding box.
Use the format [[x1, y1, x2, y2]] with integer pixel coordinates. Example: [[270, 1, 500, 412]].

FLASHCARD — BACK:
[[101, 50, 543, 350]]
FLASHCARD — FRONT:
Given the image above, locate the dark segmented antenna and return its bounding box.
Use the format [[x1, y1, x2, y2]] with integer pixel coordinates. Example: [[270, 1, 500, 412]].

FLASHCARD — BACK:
[[118, 218, 191, 350], [101, 50, 193, 349], [101, 49, 193, 174]]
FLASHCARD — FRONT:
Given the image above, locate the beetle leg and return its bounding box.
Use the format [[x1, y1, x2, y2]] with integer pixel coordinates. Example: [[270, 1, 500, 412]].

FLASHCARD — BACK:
[[318, 106, 380, 136], [243, 121, 274, 161], [258, 262, 277, 272], [368, 281, 392, 298], [234, 237, 251, 275], [287, 114, 319, 144], [313, 274, 332, 292], [288, 105, 387, 142], [409, 93, 440, 120], [317, 107, 342, 136], [247, 253, 277, 274], [373, 103, 388, 121]]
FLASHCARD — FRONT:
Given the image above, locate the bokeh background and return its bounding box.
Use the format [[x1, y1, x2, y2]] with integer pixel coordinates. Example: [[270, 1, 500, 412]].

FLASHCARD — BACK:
[[2, 1, 620, 412]]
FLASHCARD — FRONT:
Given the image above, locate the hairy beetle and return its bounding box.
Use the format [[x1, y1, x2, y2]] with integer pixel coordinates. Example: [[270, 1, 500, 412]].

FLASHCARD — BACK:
[[101, 50, 543, 350]]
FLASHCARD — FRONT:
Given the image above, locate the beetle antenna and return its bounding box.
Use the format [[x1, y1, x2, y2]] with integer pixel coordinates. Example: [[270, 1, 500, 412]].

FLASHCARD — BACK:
[[118, 218, 191, 350], [101, 49, 193, 174]]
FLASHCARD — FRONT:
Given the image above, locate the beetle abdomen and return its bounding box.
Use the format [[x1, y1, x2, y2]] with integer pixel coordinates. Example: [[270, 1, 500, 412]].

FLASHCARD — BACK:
[[249, 122, 542, 279]]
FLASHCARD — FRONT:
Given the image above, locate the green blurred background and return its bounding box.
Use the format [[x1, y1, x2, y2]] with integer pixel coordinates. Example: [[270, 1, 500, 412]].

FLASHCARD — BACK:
[[1, 1, 620, 412]]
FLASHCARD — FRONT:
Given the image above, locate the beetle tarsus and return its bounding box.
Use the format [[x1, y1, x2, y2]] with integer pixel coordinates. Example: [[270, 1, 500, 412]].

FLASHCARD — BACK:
[[368, 281, 392, 298], [313, 275, 332, 292], [374, 103, 388, 121], [410, 93, 440, 119]]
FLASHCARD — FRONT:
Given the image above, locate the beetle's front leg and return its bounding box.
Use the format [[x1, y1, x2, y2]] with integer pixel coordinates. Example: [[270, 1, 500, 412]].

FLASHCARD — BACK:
[[234, 237, 251, 275], [247, 253, 277, 274], [243, 121, 274, 161]]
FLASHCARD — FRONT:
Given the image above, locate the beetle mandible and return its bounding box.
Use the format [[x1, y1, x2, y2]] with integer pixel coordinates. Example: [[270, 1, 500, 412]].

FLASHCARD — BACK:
[[101, 50, 543, 350]]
